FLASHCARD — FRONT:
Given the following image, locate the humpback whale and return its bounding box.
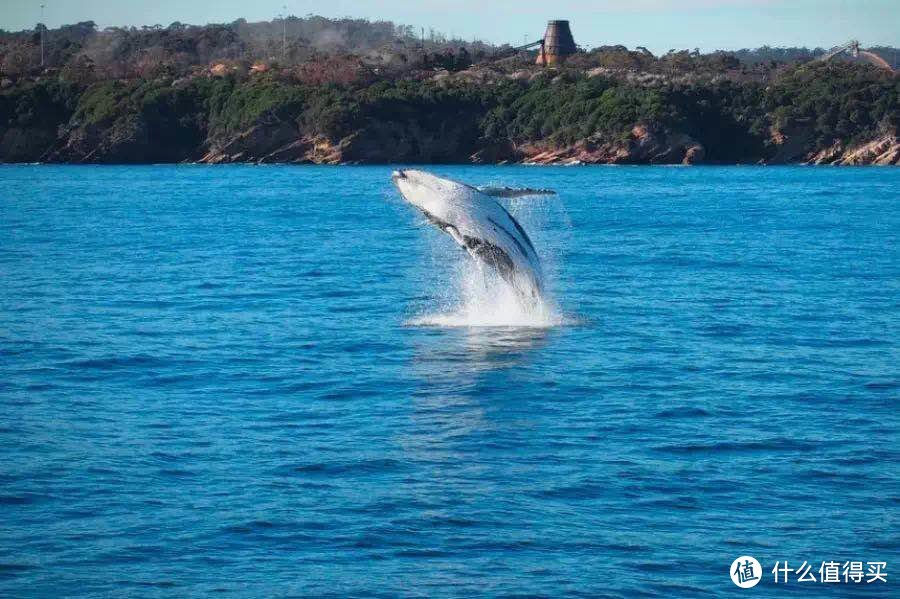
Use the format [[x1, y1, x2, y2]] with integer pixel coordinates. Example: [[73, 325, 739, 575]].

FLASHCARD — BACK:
[[392, 169, 553, 297]]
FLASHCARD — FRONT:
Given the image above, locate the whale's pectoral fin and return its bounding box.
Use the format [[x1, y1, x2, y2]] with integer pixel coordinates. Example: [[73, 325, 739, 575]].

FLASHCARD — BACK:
[[420, 210, 465, 247], [476, 186, 557, 198], [443, 224, 465, 247], [463, 236, 517, 280]]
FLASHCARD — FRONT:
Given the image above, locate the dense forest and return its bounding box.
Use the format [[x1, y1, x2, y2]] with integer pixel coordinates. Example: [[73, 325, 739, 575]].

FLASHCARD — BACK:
[[1, 17, 897, 165]]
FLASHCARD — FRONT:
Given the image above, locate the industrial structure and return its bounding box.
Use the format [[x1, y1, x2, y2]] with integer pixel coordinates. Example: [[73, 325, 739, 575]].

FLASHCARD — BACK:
[[536, 20, 578, 65], [815, 40, 894, 72], [511, 20, 579, 66], [508, 23, 893, 73]]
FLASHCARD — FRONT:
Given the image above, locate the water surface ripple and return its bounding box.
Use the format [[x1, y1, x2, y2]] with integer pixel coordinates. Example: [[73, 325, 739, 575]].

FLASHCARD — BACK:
[[1, 165, 898, 597]]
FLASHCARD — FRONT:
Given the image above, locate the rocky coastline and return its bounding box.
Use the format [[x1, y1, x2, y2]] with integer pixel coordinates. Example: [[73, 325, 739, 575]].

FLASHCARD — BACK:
[[5, 117, 894, 166]]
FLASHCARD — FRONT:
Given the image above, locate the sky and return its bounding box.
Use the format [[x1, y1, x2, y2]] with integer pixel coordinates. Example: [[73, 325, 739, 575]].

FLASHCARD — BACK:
[[2, 0, 898, 54]]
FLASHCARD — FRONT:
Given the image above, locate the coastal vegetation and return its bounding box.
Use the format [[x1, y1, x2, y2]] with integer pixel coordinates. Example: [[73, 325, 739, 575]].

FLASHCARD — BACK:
[[1, 18, 897, 164]]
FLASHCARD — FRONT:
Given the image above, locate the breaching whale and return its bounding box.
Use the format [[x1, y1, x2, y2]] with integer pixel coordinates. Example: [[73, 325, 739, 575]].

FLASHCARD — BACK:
[[392, 169, 554, 297]]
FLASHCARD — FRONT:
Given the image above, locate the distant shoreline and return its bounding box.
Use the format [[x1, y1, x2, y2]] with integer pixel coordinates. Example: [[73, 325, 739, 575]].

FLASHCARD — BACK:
[[3, 18, 898, 166]]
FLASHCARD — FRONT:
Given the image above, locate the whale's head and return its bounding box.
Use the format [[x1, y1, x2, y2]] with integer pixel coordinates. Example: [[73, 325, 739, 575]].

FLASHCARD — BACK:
[[392, 170, 474, 221]]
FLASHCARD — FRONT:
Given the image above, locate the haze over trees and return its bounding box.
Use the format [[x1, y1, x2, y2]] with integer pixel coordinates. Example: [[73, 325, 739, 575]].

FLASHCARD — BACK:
[[0, 16, 497, 81]]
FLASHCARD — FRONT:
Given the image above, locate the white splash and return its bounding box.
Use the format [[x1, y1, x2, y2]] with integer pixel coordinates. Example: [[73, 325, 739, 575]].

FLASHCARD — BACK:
[[407, 261, 566, 328]]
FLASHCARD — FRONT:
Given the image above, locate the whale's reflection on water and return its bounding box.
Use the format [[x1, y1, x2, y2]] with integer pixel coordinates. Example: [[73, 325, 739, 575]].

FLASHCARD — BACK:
[[397, 326, 553, 466], [409, 325, 551, 375]]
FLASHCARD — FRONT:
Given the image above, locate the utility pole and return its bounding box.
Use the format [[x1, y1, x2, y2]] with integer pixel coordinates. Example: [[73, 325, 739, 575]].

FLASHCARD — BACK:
[[282, 5, 287, 62], [40, 3, 45, 68]]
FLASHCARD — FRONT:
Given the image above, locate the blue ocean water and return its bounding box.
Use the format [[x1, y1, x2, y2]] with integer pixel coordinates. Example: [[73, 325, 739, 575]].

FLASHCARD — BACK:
[[1, 164, 898, 597]]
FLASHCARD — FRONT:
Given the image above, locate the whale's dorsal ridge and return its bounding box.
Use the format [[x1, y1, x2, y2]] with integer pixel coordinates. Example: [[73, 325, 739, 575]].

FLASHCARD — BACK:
[[476, 186, 557, 198]]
